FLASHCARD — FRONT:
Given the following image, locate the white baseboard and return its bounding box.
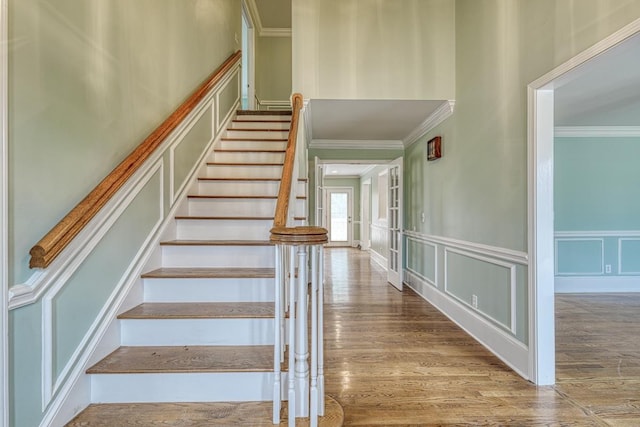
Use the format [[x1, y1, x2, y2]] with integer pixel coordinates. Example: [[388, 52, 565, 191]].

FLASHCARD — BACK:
[[352, 240, 361, 249], [369, 249, 387, 271], [555, 276, 640, 293], [404, 270, 530, 381]]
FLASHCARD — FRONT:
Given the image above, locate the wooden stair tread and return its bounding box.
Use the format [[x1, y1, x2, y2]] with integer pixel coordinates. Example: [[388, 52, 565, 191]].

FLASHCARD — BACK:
[[221, 138, 288, 142], [187, 195, 278, 199], [199, 177, 281, 182], [142, 267, 275, 279], [236, 110, 291, 115], [66, 397, 344, 426], [175, 215, 274, 220], [118, 302, 275, 319], [160, 239, 274, 246], [87, 345, 273, 374], [207, 162, 283, 166]]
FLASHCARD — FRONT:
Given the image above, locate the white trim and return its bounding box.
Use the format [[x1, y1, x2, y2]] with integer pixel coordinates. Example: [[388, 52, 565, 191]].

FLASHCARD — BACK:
[[443, 248, 518, 334], [215, 65, 242, 131], [325, 187, 354, 247], [405, 237, 437, 287], [309, 139, 404, 150], [0, 0, 8, 420], [528, 17, 640, 386], [8, 64, 240, 310], [255, 97, 291, 110], [404, 271, 529, 380], [241, 1, 256, 111], [403, 100, 456, 147], [555, 276, 640, 293], [555, 126, 640, 138], [619, 238, 640, 275], [368, 249, 387, 271], [41, 161, 164, 408], [244, 0, 263, 36], [260, 28, 292, 38], [555, 230, 640, 238], [554, 238, 604, 276], [351, 240, 361, 249], [404, 230, 528, 265]]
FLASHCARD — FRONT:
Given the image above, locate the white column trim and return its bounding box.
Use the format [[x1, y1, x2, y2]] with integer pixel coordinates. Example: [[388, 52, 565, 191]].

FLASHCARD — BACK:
[[1, 0, 9, 421]]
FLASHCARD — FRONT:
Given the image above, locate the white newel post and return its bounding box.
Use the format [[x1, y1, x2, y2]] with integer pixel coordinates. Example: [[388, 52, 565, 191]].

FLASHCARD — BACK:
[[271, 226, 327, 425]]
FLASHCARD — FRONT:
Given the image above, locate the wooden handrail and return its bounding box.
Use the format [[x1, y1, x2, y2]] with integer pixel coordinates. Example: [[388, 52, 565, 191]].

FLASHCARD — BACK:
[[29, 51, 242, 269], [272, 93, 304, 228]]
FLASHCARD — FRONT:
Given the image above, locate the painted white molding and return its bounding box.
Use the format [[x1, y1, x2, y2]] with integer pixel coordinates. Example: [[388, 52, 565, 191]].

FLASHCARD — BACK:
[[404, 270, 530, 380], [351, 240, 361, 249], [554, 238, 604, 276], [443, 248, 518, 334], [619, 238, 640, 275], [403, 100, 456, 147], [369, 249, 387, 271], [404, 230, 528, 266], [405, 236, 438, 287], [41, 162, 164, 408], [528, 17, 640, 385], [302, 99, 312, 149], [309, 139, 404, 150], [216, 66, 241, 130], [555, 276, 640, 293], [1, 0, 9, 421], [261, 28, 292, 38], [8, 66, 240, 310], [555, 126, 640, 138], [255, 96, 290, 110], [244, 0, 263, 36], [555, 230, 640, 238]]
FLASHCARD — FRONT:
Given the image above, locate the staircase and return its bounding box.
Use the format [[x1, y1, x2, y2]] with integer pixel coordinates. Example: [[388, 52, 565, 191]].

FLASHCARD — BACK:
[[65, 111, 335, 425]]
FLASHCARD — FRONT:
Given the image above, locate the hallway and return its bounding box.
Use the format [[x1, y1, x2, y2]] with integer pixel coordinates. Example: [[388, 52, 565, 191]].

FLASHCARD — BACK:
[[323, 248, 640, 425]]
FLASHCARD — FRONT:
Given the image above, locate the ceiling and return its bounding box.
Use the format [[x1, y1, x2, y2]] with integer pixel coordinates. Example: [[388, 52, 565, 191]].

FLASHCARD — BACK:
[[252, 0, 291, 29], [323, 164, 378, 177], [309, 100, 448, 141], [554, 31, 640, 126]]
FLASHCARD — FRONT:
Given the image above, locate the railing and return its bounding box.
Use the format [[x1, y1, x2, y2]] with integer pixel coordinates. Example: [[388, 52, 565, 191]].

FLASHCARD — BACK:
[[29, 51, 242, 269], [271, 93, 328, 426]]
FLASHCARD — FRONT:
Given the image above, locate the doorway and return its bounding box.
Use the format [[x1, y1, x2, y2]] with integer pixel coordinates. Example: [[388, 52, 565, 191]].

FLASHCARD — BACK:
[[529, 19, 640, 385], [326, 187, 353, 247], [361, 180, 371, 250], [387, 157, 403, 290], [240, 1, 255, 110]]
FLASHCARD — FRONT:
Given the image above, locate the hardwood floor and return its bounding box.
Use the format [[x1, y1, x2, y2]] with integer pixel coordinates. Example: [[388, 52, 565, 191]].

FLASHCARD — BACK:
[[323, 248, 640, 426]]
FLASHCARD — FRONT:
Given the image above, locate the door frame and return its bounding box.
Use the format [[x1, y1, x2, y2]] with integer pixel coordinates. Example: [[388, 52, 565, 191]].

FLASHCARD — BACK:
[[527, 18, 640, 385], [325, 187, 354, 247], [1, 0, 9, 422], [241, 1, 256, 110], [386, 157, 403, 290], [361, 179, 371, 250]]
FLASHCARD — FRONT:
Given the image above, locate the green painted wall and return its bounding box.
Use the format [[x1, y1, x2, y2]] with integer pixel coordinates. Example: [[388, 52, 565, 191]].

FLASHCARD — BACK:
[[8, 1, 241, 426], [292, 0, 455, 100], [9, 0, 241, 285], [256, 36, 292, 102], [555, 137, 640, 276]]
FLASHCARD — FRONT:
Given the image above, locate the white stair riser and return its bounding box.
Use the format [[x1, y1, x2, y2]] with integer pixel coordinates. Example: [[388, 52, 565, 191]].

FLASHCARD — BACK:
[[205, 165, 282, 179], [197, 180, 280, 196], [162, 245, 274, 268], [231, 121, 290, 130], [212, 151, 285, 164], [235, 114, 291, 122], [188, 198, 277, 217], [225, 130, 288, 139], [143, 277, 274, 303], [218, 140, 286, 150], [91, 372, 276, 403], [121, 318, 274, 346], [176, 219, 273, 240]]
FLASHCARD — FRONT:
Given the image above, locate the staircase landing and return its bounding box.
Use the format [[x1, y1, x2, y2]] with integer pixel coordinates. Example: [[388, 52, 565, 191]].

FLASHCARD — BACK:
[[66, 396, 344, 426]]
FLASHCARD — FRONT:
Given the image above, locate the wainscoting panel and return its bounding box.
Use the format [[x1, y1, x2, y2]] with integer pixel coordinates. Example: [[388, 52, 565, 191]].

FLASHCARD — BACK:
[[406, 236, 437, 287], [620, 238, 640, 275], [555, 238, 604, 275]]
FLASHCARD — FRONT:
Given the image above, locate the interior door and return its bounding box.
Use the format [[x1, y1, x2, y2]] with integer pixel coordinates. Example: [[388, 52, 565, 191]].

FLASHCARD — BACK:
[[387, 158, 403, 290], [326, 188, 353, 247], [361, 181, 371, 249]]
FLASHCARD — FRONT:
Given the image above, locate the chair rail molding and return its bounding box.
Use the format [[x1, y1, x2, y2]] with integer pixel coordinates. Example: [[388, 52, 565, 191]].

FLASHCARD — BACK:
[[554, 126, 640, 138]]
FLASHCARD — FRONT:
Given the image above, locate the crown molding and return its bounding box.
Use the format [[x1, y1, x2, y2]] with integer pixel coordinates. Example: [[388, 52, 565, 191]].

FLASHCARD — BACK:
[[244, 0, 263, 34], [261, 28, 292, 37], [554, 126, 640, 138], [403, 100, 455, 148], [309, 139, 404, 150]]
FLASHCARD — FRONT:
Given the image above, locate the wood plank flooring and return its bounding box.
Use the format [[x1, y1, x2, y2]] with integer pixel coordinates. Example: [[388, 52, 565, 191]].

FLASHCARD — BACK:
[[323, 248, 640, 426]]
